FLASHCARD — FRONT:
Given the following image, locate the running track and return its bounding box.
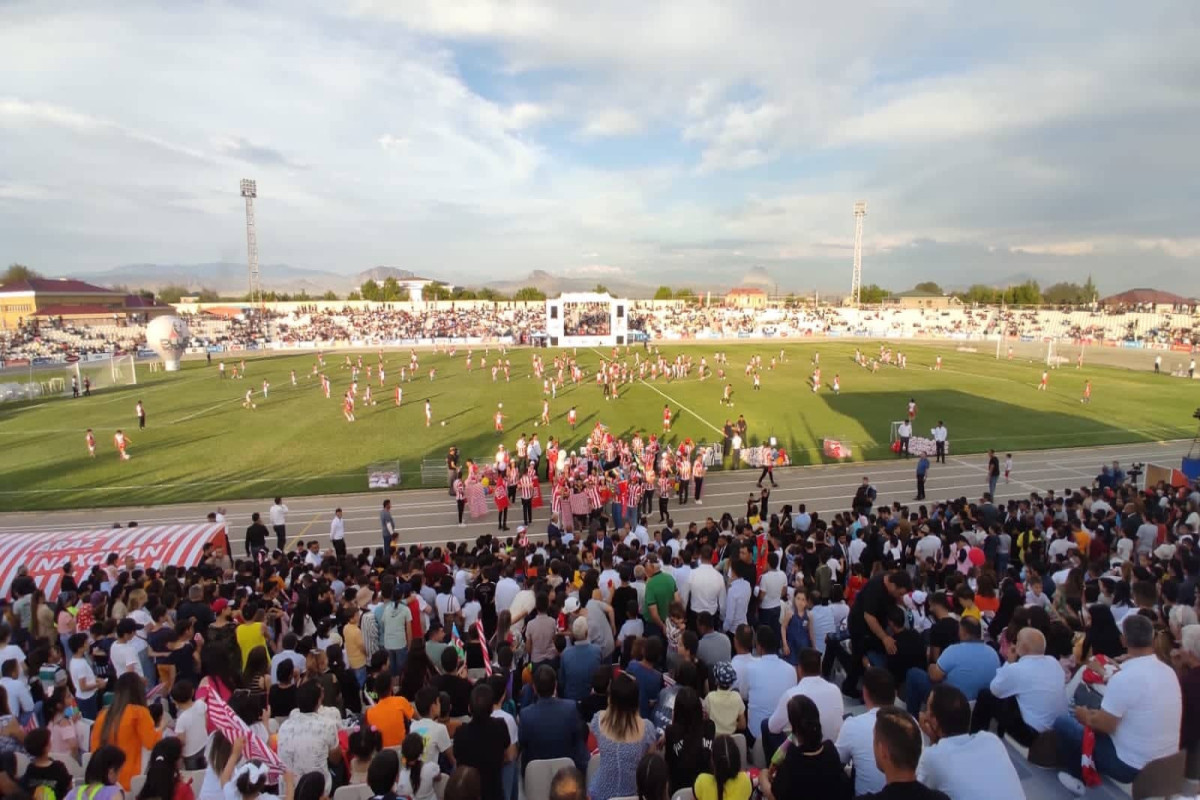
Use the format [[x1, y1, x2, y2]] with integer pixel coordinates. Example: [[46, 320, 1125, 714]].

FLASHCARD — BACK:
[[0, 439, 1191, 551]]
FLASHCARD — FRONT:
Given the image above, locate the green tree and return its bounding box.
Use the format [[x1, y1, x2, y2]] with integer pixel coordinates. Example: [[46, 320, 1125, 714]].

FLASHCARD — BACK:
[[155, 284, 189, 304], [424, 282, 453, 301], [360, 279, 381, 301], [1042, 282, 1085, 305], [320, 290, 339, 301], [591, 284, 611, 296], [451, 286, 478, 300], [1, 264, 40, 286], [653, 286, 674, 300], [673, 288, 697, 301], [347, 291, 362, 301], [1004, 280, 1041, 305], [1082, 274, 1098, 304], [379, 277, 410, 302], [913, 281, 944, 295], [859, 284, 890, 303], [513, 286, 547, 301], [959, 284, 1000, 304], [477, 287, 507, 301]]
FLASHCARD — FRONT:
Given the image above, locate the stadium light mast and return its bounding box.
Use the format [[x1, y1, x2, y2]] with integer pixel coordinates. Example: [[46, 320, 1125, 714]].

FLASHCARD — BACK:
[[240, 179, 261, 310], [851, 201, 867, 305]]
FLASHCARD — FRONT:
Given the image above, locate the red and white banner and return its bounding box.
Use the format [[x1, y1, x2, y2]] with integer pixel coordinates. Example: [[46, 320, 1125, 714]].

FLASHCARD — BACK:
[[0, 522, 228, 599]]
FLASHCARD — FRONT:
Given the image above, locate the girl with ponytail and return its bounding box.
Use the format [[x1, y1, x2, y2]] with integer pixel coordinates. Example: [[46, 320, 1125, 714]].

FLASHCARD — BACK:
[[396, 732, 441, 800]]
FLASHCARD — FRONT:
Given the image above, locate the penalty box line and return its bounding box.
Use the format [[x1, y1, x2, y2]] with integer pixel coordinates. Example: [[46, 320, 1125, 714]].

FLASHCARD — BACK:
[[586, 346, 725, 438]]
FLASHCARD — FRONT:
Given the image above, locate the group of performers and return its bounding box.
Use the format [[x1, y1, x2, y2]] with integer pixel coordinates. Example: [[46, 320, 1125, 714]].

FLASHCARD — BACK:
[[450, 421, 710, 532]]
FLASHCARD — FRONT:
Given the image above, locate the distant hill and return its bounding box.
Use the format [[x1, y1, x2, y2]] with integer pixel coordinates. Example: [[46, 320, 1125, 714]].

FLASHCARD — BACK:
[[77, 262, 354, 295], [485, 269, 654, 298], [354, 266, 437, 285]]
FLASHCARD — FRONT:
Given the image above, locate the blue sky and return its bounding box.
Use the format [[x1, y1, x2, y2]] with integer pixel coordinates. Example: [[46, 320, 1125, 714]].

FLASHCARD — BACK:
[[1, 0, 1198, 293]]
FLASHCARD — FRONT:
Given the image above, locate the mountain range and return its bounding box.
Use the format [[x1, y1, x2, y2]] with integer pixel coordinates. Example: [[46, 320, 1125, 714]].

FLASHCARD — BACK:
[[73, 262, 783, 298]]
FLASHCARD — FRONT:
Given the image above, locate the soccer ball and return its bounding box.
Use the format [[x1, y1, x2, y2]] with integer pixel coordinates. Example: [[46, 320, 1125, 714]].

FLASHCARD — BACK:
[[534, 422, 539, 427], [440, 420, 446, 426], [498, 402, 503, 408]]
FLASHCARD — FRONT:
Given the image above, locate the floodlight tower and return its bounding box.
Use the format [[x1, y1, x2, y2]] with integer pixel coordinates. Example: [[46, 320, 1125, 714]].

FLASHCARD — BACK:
[[240, 179, 261, 309], [851, 201, 867, 305]]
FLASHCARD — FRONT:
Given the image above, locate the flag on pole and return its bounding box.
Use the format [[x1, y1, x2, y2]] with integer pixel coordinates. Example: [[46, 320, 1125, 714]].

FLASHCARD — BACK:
[[450, 623, 466, 663], [474, 619, 493, 677], [205, 689, 285, 780]]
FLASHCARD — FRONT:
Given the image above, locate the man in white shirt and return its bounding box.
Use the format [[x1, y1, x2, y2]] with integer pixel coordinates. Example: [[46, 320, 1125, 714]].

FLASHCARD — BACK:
[[1054, 614, 1182, 792], [897, 420, 912, 458], [745, 627, 796, 745], [764, 648, 843, 762], [596, 552, 621, 603], [109, 619, 145, 678], [730, 625, 756, 701], [792, 504, 812, 533], [329, 507, 346, 559], [914, 525, 942, 564], [271, 634, 308, 682], [836, 667, 895, 795], [0, 625, 24, 677], [0, 658, 36, 725], [972, 628, 1066, 746], [756, 552, 788, 645], [722, 565, 752, 634], [277, 682, 340, 792], [931, 421, 948, 463], [687, 547, 727, 625], [270, 496, 289, 551], [494, 568, 521, 618], [847, 535, 867, 566], [917, 684, 1025, 800]]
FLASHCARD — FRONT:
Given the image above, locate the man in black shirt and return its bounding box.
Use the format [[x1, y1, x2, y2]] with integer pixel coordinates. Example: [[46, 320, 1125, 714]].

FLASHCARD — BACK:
[[926, 593, 959, 663], [245, 512, 269, 557], [861, 707, 949, 800], [885, 606, 927, 689], [177, 584, 215, 636], [986, 450, 1000, 497], [841, 570, 912, 696]]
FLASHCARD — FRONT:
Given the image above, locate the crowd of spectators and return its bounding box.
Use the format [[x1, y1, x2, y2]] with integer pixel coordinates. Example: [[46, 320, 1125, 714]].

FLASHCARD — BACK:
[[3, 302, 1196, 367], [2, 453, 1200, 800]]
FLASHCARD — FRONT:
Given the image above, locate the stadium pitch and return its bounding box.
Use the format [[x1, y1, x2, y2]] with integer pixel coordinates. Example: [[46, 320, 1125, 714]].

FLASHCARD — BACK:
[[0, 341, 1194, 511]]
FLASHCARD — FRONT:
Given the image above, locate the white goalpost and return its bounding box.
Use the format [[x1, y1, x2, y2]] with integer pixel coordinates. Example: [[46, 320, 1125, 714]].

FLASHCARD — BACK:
[[67, 355, 137, 394]]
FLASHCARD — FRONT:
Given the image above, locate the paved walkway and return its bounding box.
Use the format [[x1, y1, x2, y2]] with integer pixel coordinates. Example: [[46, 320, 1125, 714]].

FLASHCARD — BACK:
[[0, 439, 1189, 553]]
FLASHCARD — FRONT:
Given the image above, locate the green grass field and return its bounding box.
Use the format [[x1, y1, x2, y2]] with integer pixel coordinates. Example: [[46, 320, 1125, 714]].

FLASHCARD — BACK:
[[0, 341, 1195, 511]]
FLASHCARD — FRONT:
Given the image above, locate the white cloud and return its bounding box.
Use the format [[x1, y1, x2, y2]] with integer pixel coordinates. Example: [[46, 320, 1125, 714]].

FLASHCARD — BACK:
[[578, 108, 642, 138], [0, 1, 1197, 293]]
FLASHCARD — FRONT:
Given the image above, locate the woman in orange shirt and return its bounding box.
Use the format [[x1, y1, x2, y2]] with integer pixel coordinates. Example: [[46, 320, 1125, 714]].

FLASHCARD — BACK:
[[90, 673, 164, 790]]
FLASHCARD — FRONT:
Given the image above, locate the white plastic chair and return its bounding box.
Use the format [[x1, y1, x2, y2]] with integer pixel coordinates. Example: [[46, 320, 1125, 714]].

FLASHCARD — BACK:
[[671, 790, 696, 800], [731, 733, 749, 769], [332, 785, 373, 800], [50, 754, 86, 783], [524, 757, 576, 800]]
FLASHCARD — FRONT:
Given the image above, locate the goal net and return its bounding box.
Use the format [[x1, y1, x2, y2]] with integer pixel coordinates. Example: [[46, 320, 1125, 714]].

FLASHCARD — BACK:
[[69, 355, 137, 395]]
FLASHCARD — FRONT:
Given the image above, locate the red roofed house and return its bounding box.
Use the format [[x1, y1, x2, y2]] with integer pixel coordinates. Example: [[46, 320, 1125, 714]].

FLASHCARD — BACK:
[[725, 287, 768, 309], [0, 277, 174, 330], [1098, 288, 1196, 313]]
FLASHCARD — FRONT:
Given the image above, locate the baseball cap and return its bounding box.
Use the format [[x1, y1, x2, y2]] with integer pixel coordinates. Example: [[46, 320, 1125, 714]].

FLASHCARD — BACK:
[[712, 661, 737, 690], [117, 619, 143, 636], [211, 598, 229, 614], [563, 596, 581, 614]]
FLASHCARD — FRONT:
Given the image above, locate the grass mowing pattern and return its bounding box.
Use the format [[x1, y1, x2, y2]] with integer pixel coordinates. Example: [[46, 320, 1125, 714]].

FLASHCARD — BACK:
[[0, 341, 1193, 511]]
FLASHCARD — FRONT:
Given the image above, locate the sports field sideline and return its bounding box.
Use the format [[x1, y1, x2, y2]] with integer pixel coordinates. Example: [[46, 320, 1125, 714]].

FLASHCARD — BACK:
[[0, 438, 1189, 547], [0, 341, 1196, 512]]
